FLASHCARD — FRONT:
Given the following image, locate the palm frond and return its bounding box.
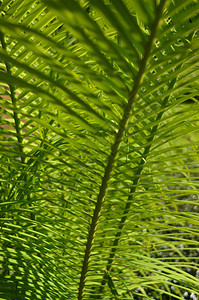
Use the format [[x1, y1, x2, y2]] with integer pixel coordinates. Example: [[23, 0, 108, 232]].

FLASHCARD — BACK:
[[0, 0, 199, 299]]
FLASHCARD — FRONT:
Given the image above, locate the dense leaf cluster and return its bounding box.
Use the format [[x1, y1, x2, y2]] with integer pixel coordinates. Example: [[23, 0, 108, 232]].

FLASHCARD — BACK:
[[0, 0, 199, 299]]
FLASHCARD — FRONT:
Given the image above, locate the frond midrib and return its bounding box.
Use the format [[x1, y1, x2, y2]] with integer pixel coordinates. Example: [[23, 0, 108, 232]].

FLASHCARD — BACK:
[[77, 1, 167, 298]]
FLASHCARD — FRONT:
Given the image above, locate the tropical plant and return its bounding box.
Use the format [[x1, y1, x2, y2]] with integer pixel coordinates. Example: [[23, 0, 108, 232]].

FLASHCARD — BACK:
[[0, 0, 199, 299]]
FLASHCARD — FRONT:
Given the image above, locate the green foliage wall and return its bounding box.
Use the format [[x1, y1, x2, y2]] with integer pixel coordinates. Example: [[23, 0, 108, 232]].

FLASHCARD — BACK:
[[0, 0, 199, 299]]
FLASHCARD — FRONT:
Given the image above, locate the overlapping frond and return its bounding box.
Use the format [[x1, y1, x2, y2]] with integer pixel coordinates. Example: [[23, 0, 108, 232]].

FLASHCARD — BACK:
[[0, 0, 199, 299]]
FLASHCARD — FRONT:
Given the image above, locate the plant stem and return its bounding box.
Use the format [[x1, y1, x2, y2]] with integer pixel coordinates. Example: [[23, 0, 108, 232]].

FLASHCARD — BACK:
[[78, 1, 167, 298]]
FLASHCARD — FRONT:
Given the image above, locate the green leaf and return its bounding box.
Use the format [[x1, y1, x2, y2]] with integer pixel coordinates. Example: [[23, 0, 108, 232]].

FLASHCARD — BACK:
[[0, 0, 199, 299]]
